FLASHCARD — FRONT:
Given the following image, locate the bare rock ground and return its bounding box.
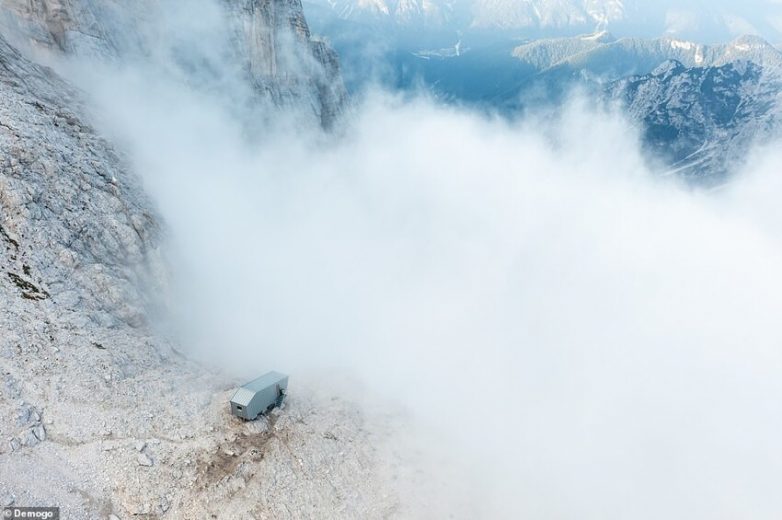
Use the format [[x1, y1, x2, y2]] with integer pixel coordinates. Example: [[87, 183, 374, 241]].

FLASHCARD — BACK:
[[0, 328, 401, 518]]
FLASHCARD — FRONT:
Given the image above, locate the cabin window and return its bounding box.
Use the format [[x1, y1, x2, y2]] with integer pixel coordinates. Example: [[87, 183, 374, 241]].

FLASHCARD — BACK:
[[237, 406, 243, 410]]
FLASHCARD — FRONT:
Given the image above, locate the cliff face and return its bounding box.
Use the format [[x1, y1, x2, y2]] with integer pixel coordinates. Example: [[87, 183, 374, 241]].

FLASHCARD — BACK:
[[0, 0, 347, 127], [0, 0, 142, 56], [224, 0, 347, 126]]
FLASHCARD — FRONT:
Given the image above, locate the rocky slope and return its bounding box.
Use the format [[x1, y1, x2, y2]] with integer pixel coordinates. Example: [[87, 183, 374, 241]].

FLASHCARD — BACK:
[[0, 35, 164, 330], [608, 59, 782, 182], [0, 2, 399, 518], [0, 0, 347, 127]]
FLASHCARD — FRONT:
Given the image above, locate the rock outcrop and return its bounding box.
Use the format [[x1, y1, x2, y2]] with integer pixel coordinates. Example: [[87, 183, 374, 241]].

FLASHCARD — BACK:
[[0, 0, 347, 127], [224, 0, 347, 127]]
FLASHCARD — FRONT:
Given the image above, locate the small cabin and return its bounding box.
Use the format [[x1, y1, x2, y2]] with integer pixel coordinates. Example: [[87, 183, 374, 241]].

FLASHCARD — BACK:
[[230, 371, 289, 420]]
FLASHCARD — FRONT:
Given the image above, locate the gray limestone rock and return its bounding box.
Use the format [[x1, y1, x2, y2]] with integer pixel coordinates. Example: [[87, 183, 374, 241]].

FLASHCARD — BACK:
[[32, 424, 46, 441], [20, 428, 39, 447], [0, 33, 167, 328], [8, 437, 21, 452], [136, 453, 154, 467], [0, 0, 347, 127]]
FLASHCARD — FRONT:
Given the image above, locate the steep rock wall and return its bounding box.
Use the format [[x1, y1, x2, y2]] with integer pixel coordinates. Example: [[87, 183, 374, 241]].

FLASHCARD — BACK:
[[0, 0, 347, 127]]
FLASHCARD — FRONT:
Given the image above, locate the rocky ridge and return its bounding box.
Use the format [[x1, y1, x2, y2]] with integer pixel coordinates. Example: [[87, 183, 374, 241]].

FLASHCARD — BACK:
[[513, 34, 782, 81]]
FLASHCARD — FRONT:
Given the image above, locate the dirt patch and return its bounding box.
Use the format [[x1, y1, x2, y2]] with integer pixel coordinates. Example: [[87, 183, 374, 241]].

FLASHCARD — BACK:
[[195, 418, 281, 490]]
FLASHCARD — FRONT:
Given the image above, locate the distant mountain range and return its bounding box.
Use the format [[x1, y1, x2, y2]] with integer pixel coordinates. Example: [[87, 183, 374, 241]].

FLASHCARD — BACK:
[[506, 34, 782, 182], [497, 33, 782, 106], [305, 0, 782, 41], [369, 33, 782, 105], [511, 33, 782, 74], [311, 18, 782, 181], [301, 0, 782, 181], [313, 0, 624, 30]]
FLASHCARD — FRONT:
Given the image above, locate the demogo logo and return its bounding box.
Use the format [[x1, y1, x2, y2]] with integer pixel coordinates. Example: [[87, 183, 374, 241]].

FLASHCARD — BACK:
[[2, 508, 59, 520]]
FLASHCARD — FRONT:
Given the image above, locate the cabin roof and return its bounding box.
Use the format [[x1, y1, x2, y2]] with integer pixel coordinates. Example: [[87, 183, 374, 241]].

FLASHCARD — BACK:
[[242, 371, 287, 392], [230, 371, 288, 406], [230, 387, 256, 407]]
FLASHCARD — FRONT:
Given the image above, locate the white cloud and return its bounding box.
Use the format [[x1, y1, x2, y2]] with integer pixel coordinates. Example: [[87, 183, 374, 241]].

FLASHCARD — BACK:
[[55, 3, 782, 513], [74, 70, 782, 516]]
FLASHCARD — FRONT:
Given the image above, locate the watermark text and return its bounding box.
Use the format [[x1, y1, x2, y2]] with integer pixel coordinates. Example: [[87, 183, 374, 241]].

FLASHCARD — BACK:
[[2, 507, 59, 520]]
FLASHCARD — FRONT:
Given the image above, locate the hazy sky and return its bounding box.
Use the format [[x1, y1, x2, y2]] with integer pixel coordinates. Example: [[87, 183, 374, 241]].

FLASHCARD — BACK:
[[627, 0, 782, 41]]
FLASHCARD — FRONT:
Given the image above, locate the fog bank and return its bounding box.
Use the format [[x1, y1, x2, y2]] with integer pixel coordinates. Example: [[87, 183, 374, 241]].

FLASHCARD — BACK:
[[69, 55, 782, 519]]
